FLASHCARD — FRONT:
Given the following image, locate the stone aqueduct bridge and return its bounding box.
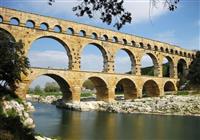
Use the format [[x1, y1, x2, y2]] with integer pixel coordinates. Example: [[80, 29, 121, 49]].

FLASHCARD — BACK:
[[0, 7, 196, 102]]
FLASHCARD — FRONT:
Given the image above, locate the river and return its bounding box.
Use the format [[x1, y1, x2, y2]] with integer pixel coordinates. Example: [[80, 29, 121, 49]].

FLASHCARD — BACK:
[[32, 102, 200, 140]]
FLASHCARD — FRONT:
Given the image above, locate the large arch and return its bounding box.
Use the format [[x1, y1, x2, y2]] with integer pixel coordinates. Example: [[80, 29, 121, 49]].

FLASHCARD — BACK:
[[162, 56, 174, 78], [164, 81, 176, 94], [141, 53, 159, 76], [115, 78, 137, 100], [28, 36, 72, 69], [80, 43, 108, 72], [82, 76, 108, 101], [177, 58, 187, 78], [142, 80, 160, 97], [28, 74, 72, 101], [114, 49, 136, 74], [0, 28, 16, 42]]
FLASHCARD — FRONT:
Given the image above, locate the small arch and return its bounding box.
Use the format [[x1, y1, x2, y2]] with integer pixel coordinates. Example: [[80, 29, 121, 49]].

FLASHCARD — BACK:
[[164, 81, 176, 94], [147, 44, 151, 50], [192, 54, 195, 59], [154, 45, 158, 51], [0, 15, 3, 23], [54, 25, 62, 33], [10, 17, 20, 25], [122, 39, 127, 45], [139, 42, 144, 48], [102, 34, 108, 41], [162, 56, 174, 78], [160, 47, 164, 52], [177, 59, 187, 78], [79, 30, 86, 37], [112, 36, 118, 43], [26, 20, 35, 28], [40, 22, 49, 30], [91, 32, 98, 39], [165, 48, 169, 53], [67, 27, 74, 35], [131, 41, 136, 47], [184, 52, 187, 57], [175, 50, 178, 55], [179, 51, 183, 56], [115, 78, 137, 100], [188, 53, 191, 58], [142, 80, 160, 97], [170, 49, 174, 54], [82, 77, 108, 101]]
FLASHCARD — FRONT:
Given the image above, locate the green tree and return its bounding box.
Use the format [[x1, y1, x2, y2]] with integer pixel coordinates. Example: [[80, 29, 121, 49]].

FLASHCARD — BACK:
[[49, 0, 180, 30], [44, 82, 60, 92], [34, 85, 43, 94], [0, 29, 30, 97], [187, 51, 200, 88], [83, 80, 94, 90]]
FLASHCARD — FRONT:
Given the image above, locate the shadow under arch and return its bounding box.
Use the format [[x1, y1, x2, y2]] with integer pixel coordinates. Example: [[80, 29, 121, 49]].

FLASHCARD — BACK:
[[162, 56, 174, 78], [177, 58, 187, 78], [28, 36, 72, 69], [80, 42, 108, 72], [141, 52, 159, 76], [114, 48, 136, 74], [142, 80, 160, 97], [29, 74, 72, 101], [82, 76, 108, 101], [164, 81, 176, 94], [115, 78, 137, 100]]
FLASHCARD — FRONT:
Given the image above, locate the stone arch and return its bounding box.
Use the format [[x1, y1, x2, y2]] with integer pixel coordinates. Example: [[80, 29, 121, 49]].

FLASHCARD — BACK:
[[29, 74, 72, 101], [188, 53, 191, 58], [179, 51, 183, 56], [154, 45, 158, 51], [140, 52, 159, 76], [0, 27, 16, 42], [40, 22, 49, 30], [170, 49, 174, 54], [80, 42, 108, 72], [142, 80, 160, 97], [165, 48, 169, 53], [28, 36, 72, 69], [164, 81, 176, 93], [10, 17, 20, 25], [162, 56, 174, 78], [122, 39, 127, 45], [67, 27, 74, 35], [91, 32, 98, 39], [102, 34, 108, 41], [0, 15, 3, 22], [177, 58, 187, 78], [184, 52, 187, 57], [82, 76, 108, 101], [114, 48, 136, 74], [54, 25, 62, 33], [131, 40, 136, 47], [147, 44, 151, 50], [139, 42, 144, 48], [112, 36, 118, 43], [115, 78, 137, 100], [79, 30, 86, 37], [26, 20, 35, 28], [160, 47, 164, 52]]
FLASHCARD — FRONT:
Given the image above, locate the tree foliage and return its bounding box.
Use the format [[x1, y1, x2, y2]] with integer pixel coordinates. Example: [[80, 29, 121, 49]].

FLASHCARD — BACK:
[[44, 82, 60, 92], [0, 29, 30, 95], [187, 51, 200, 87], [83, 80, 94, 90], [49, 0, 180, 30], [34, 85, 43, 94]]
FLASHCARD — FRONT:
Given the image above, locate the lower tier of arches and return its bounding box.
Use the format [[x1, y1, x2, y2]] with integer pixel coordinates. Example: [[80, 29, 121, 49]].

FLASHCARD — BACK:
[[16, 68, 178, 102]]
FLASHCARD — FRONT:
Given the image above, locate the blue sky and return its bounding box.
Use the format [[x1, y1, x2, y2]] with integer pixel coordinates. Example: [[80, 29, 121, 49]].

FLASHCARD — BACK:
[[0, 0, 199, 88]]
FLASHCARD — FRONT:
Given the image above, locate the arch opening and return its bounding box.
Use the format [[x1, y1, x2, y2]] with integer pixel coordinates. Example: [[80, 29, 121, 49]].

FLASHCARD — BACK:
[[112, 36, 118, 43], [81, 77, 108, 101], [40, 23, 49, 30], [91, 32, 98, 39], [142, 80, 160, 97], [141, 53, 158, 76], [115, 78, 137, 100], [67, 27, 74, 35], [81, 43, 107, 72], [26, 20, 35, 28], [29, 75, 72, 101], [115, 49, 135, 74], [28, 37, 71, 69], [54, 25, 62, 33], [164, 81, 176, 95], [177, 59, 187, 78], [79, 30, 86, 37], [0, 16, 3, 23], [162, 56, 174, 78], [10, 17, 20, 25], [102, 35, 108, 41]]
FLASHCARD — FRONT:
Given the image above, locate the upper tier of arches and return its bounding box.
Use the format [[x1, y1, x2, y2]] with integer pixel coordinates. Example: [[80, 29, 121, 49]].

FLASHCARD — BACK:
[[0, 7, 196, 59]]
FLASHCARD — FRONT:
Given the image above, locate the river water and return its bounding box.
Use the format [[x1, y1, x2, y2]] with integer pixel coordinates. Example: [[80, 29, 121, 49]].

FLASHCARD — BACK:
[[32, 102, 200, 140]]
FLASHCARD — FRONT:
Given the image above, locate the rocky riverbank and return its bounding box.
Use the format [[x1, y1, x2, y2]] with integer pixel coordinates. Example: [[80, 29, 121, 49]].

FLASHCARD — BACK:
[[56, 95, 200, 116], [27, 94, 200, 116]]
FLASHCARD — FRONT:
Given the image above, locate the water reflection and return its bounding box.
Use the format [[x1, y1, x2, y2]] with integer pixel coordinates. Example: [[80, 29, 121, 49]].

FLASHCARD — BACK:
[[32, 102, 200, 140]]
